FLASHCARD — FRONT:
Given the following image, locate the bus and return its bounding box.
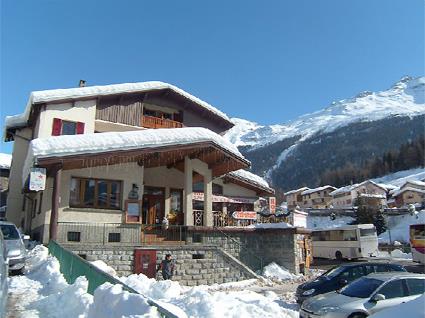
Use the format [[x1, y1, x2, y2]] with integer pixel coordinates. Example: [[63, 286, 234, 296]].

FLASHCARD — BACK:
[[410, 224, 425, 264], [311, 224, 378, 260]]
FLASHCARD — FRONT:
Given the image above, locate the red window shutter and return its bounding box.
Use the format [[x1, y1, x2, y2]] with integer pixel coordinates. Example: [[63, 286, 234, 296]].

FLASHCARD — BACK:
[[52, 118, 62, 136], [76, 122, 85, 134]]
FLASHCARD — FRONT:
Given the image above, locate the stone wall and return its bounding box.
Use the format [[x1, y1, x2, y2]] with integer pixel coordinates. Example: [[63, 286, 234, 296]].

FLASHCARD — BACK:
[[64, 244, 258, 285]]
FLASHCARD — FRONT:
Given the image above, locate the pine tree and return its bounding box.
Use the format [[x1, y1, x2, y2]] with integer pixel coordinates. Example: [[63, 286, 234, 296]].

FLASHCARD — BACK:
[[374, 208, 387, 235]]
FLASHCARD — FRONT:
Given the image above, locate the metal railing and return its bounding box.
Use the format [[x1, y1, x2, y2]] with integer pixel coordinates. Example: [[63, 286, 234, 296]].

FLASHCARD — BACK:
[[57, 222, 187, 246], [194, 210, 257, 227], [48, 240, 183, 318]]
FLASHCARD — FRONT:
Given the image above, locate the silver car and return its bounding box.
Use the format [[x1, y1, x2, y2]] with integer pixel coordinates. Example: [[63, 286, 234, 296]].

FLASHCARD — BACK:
[[300, 272, 425, 318], [0, 222, 28, 274]]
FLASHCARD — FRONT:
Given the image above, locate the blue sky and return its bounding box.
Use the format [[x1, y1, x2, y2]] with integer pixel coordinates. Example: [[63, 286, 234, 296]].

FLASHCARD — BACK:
[[1, 0, 424, 154]]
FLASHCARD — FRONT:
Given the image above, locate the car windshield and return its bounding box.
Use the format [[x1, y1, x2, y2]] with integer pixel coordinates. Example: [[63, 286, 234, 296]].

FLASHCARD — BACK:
[[0, 224, 21, 240], [322, 266, 346, 279], [340, 277, 383, 298]]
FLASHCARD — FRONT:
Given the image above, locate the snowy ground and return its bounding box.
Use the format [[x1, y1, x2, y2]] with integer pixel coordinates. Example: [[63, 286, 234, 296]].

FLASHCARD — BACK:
[[8, 246, 310, 318]]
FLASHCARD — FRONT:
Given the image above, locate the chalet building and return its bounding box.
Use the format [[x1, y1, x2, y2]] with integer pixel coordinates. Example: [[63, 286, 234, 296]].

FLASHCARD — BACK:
[[300, 185, 336, 209], [330, 180, 387, 209], [388, 180, 425, 208], [284, 187, 309, 210], [4, 81, 275, 245]]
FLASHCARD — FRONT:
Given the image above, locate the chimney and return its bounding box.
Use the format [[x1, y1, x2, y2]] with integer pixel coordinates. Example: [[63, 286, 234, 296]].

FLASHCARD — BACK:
[[79, 80, 86, 87]]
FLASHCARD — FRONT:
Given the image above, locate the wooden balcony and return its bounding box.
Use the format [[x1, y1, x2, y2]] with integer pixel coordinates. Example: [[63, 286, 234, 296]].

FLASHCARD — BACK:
[[141, 115, 184, 129]]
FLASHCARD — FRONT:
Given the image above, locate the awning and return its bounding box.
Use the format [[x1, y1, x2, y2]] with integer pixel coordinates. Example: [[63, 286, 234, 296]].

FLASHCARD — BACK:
[[192, 192, 256, 204]]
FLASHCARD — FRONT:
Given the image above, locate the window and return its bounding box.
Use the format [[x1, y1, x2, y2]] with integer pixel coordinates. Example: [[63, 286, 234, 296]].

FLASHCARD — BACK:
[[108, 233, 121, 243], [360, 228, 377, 237], [339, 266, 364, 281], [192, 254, 204, 259], [170, 189, 183, 213], [378, 280, 406, 299], [406, 279, 425, 296], [52, 118, 85, 136], [70, 177, 122, 209], [67, 231, 81, 242]]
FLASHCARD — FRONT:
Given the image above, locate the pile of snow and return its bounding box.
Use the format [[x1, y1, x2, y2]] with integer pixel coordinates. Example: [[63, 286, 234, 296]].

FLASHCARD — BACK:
[[246, 222, 293, 229], [369, 293, 425, 318], [0, 153, 12, 169], [262, 263, 301, 281], [307, 215, 354, 229], [390, 249, 412, 259], [23, 127, 248, 184], [121, 274, 185, 300], [90, 260, 117, 277], [378, 210, 425, 243], [5, 81, 231, 130]]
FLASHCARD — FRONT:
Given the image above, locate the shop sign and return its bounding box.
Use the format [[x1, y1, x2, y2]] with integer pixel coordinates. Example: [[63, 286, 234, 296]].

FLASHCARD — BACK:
[[232, 211, 257, 220], [269, 197, 276, 214], [29, 168, 46, 191], [193, 192, 256, 204]]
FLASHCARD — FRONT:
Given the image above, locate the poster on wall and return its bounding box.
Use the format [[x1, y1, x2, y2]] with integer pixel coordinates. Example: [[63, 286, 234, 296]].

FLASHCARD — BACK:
[[29, 168, 47, 191], [125, 200, 141, 223]]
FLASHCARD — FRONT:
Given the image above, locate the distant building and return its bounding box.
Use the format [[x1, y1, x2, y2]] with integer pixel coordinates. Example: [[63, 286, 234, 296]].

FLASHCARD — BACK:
[[300, 185, 336, 209], [284, 187, 309, 210], [330, 180, 387, 208], [0, 153, 12, 210]]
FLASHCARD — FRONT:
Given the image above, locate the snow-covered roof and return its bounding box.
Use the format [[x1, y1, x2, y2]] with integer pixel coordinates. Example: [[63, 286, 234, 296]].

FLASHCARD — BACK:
[[402, 180, 425, 188], [301, 185, 336, 196], [284, 187, 309, 196], [377, 183, 398, 191], [226, 169, 273, 192], [358, 193, 386, 199], [23, 127, 247, 184], [391, 187, 425, 198], [5, 81, 231, 131], [330, 180, 386, 196], [0, 153, 12, 170]]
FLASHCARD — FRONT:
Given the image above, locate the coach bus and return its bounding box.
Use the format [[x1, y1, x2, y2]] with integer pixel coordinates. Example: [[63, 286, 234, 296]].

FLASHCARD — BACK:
[[311, 224, 378, 260], [410, 224, 425, 264]]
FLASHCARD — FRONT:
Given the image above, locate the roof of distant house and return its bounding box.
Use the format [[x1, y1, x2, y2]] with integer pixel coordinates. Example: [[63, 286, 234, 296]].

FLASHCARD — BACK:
[[301, 185, 336, 195], [284, 187, 310, 196], [5, 81, 232, 133], [402, 180, 425, 188], [0, 153, 12, 170], [330, 180, 387, 196], [225, 169, 274, 194], [391, 187, 425, 198]]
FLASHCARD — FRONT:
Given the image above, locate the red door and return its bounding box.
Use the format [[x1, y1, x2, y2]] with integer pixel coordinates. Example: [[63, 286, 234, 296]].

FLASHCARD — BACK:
[[134, 249, 157, 278]]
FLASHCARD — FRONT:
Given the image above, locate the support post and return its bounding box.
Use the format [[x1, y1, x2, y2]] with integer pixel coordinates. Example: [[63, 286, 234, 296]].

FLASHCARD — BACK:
[[49, 165, 62, 241], [183, 157, 194, 226], [203, 169, 213, 226]]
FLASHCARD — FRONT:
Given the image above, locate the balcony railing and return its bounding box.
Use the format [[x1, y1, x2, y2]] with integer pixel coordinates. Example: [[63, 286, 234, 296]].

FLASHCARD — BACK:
[[141, 115, 184, 129]]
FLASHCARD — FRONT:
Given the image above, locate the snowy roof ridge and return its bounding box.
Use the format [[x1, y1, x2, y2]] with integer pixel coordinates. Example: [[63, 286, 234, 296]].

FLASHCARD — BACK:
[[301, 185, 336, 195], [391, 187, 425, 197], [284, 187, 309, 196], [22, 127, 247, 184], [226, 169, 272, 192], [5, 81, 231, 130], [0, 153, 12, 169], [330, 180, 387, 196], [402, 180, 425, 188]]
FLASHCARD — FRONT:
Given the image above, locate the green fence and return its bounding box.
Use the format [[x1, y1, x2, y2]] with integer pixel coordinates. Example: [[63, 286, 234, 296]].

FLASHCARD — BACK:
[[48, 240, 182, 318]]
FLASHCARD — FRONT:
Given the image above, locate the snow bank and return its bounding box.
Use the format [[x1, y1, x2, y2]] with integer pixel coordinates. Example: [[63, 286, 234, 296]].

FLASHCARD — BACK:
[[369, 293, 425, 318], [390, 249, 412, 259], [87, 283, 160, 318], [90, 260, 117, 277], [262, 263, 301, 281], [378, 210, 425, 243], [0, 153, 12, 169], [247, 222, 293, 229]]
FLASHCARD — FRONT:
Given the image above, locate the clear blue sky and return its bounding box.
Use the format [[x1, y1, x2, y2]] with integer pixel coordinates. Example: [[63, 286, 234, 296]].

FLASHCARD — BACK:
[[1, 0, 424, 154]]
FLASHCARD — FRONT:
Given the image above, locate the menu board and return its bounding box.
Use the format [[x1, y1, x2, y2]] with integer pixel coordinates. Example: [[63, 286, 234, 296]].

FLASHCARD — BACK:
[[125, 200, 141, 223]]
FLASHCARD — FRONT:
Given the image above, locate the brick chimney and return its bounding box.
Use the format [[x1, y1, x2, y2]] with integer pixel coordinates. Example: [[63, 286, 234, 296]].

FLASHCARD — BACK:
[[79, 80, 86, 87]]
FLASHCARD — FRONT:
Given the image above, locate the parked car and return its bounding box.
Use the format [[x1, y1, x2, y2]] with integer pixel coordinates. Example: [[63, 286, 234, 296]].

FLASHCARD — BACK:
[[296, 262, 406, 303], [300, 272, 425, 318], [0, 231, 8, 318], [0, 221, 28, 274]]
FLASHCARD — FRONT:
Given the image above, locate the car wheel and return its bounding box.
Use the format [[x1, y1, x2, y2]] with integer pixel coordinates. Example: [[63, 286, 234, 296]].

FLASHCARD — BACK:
[[349, 313, 367, 318], [335, 251, 343, 261]]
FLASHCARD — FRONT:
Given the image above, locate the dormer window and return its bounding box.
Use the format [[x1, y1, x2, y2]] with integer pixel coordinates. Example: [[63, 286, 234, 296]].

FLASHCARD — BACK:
[[52, 118, 85, 136]]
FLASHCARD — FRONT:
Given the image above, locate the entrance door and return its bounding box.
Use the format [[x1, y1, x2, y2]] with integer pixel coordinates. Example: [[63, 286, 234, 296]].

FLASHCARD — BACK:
[[142, 195, 164, 225], [134, 249, 157, 278]]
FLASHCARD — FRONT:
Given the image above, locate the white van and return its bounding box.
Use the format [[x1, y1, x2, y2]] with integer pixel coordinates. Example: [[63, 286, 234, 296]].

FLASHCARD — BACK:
[[311, 224, 378, 260]]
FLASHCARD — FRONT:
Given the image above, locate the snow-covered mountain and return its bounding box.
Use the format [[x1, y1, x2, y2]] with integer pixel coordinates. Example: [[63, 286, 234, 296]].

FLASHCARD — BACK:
[[225, 76, 425, 192], [226, 76, 425, 148]]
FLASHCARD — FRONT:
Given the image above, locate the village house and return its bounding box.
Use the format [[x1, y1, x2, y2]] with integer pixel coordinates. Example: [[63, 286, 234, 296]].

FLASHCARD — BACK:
[[284, 187, 309, 210], [389, 180, 425, 208], [4, 81, 311, 281], [0, 153, 12, 216], [330, 180, 387, 209], [300, 185, 336, 209]]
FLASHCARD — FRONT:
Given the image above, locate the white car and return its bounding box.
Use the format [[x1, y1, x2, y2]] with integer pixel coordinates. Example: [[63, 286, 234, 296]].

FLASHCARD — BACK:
[[0, 222, 28, 274], [300, 272, 425, 318]]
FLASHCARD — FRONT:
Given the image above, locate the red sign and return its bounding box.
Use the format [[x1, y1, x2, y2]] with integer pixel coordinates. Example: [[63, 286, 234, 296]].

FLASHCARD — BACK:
[[232, 211, 257, 220], [269, 197, 276, 214]]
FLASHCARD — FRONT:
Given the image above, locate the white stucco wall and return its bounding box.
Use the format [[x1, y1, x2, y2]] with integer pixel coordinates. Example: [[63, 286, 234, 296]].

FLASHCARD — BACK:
[[34, 100, 97, 138]]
